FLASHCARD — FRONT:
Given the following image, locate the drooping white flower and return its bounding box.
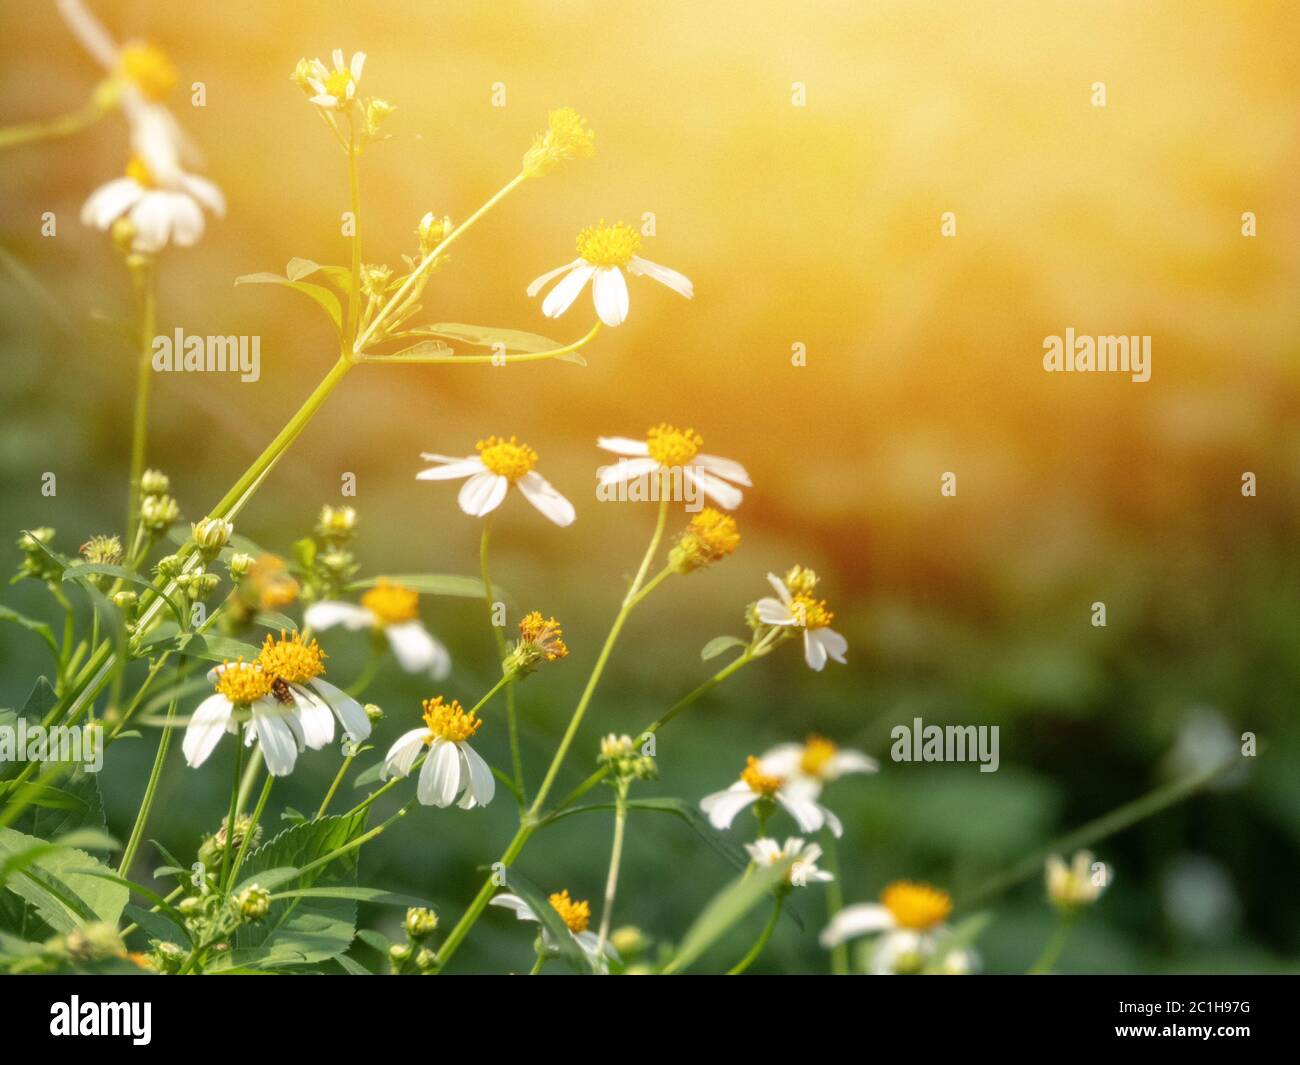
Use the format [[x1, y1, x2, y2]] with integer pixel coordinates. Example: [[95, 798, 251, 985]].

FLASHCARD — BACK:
[[81, 155, 224, 252], [489, 889, 618, 969], [305, 579, 451, 680], [700, 756, 842, 837], [417, 436, 575, 526], [381, 697, 494, 809], [820, 880, 977, 975], [755, 566, 847, 671], [758, 734, 877, 800], [527, 220, 691, 327], [254, 631, 372, 747], [597, 423, 750, 510], [1046, 850, 1110, 912], [302, 50, 366, 110], [745, 837, 833, 888], [182, 662, 301, 777]]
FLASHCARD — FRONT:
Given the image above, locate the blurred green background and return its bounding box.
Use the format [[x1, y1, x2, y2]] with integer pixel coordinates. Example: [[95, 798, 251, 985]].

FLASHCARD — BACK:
[[2, 0, 1299, 972]]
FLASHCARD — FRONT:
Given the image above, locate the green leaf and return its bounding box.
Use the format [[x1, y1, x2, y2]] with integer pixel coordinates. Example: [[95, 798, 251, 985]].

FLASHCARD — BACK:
[[701, 635, 747, 661], [0, 605, 59, 659], [389, 339, 454, 360], [414, 323, 562, 353], [214, 812, 367, 971], [661, 859, 792, 974], [0, 827, 128, 934], [63, 562, 185, 628], [123, 903, 190, 946], [502, 868, 589, 972], [268, 887, 429, 907], [336, 953, 372, 975], [920, 912, 992, 973], [236, 273, 343, 331], [175, 633, 262, 665], [348, 574, 496, 599], [286, 258, 354, 293]]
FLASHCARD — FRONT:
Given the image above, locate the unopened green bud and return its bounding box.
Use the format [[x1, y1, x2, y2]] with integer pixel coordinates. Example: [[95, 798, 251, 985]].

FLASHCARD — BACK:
[[228, 552, 255, 578], [415, 947, 437, 971], [404, 906, 439, 940], [389, 942, 413, 964], [140, 469, 170, 496], [140, 494, 180, 531], [112, 590, 138, 611], [364, 703, 384, 722], [236, 885, 272, 921], [192, 517, 233, 553]]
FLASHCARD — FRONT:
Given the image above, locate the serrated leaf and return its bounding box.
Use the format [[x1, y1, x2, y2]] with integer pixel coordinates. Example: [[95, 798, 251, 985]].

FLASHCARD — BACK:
[[235, 273, 342, 331], [0, 827, 128, 933], [701, 635, 747, 661]]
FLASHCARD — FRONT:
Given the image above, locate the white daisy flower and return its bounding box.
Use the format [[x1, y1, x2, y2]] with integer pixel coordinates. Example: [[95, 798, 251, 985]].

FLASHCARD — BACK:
[[81, 155, 225, 253], [417, 435, 575, 526], [254, 631, 372, 747], [759, 734, 877, 800], [597, 423, 751, 511], [820, 880, 977, 975], [755, 566, 847, 671], [302, 49, 366, 110], [700, 757, 843, 837], [304, 579, 451, 681], [527, 220, 691, 327], [489, 888, 618, 970], [745, 837, 834, 888], [182, 662, 302, 777], [381, 697, 494, 809]]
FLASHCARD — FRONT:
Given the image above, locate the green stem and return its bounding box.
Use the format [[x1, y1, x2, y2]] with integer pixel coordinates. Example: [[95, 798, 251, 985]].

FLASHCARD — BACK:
[[527, 953, 545, 976], [480, 518, 524, 807], [726, 897, 783, 975], [345, 126, 361, 343], [228, 774, 274, 890], [219, 737, 245, 889], [315, 751, 356, 821], [235, 747, 264, 815], [116, 664, 185, 877], [126, 262, 157, 540], [0, 97, 105, 150], [358, 320, 602, 365], [594, 781, 629, 959], [822, 835, 850, 975]]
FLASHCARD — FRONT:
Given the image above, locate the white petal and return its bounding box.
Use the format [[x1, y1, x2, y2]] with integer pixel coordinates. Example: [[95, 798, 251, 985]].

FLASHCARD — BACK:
[[81, 178, 143, 229], [596, 436, 650, 457], [309, 94, 337, 108], [830, 750, 878, 776], [804, 630, 829, 671], [182, 694, 235, 768], [699, 788, 759, 830], [627, 256, 694, 298], [179, 173, 226, 216], [458, 742, 496, 808], [693, 453, 752, 486], [252, 701, 300, 777], [591, 267, 630, 327], [489, 894, 537, 921], [683, 467, 743, 510], [777, 793, 825, 833], [516, 471, 575, 527], [386, 621, 452, 679], [290, 684, 336, 749], [758, 744, 803, 778], [810, 627, 848, 666], [541, 263, 596, 319], [415, 457, 485, 481], [127, 194, 173, 252], [350, 52, 366, 79], [417, 740, 462, 807], [310, 678, 372, 743], [332, 48, 345, 69], [820, 804, 844, 838], [766, 573, 792, 603], [304, 601, 375, 631], [383, 729, 430, 779], [596, 456, 659, 487], [458, 471, 509, 517], [819, 904, 896, 948], [526, 258, 582, 298], [755, 596, 795, 626]]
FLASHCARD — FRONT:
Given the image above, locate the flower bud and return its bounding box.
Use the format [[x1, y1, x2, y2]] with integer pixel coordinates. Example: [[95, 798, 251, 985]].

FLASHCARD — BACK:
[[236, 885, 272, 922], [404, 906, 439, 940], [80, 534, 123, 566], [415, 947, 437, 971], [389, 942, 413, 964], [112, 590, 138, 611], [364, 703, 384, 722], [228, 552, 255, 579], [317, 505, 358, 541], [140, 469, 170, 497], [522, 107, 594, 178], [192, 517, 234, 553], [140, 494, 180, 531], [668, 509, 740, 574], [417, 212, 453, 256], [610, 926, 647, 957]]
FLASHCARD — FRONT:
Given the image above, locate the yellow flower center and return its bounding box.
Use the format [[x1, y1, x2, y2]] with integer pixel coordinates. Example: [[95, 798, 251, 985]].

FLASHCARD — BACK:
[[800, 734, 838, 777], [881, 881, 952, 931], [576, 220, 642, 267], [324, 68, 354, 99], [788, 592, 834, 630], [784, 565, 819, 596], [125, 155, 156, 189], [646, 423, 703, 467], [361, 579, 420, 626], [119, 42, 177, 101], [547, 889, 591, 934], [476, 436, 538, 481], [740, 755, 783, 797], [421, 697, 482, 744], [686, 509, 740, 559], [518, 612, 568, 660], [256, 631, 326, 685], [214, 660, 273, 706]]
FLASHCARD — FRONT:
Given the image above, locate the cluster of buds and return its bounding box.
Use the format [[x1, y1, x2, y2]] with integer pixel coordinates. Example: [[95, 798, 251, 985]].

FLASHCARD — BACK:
[[503, 612, 569, 676], [15, 527, 62, 582], [598, 733, 658, 784], [139, 469, 180, 533], [385, 906, 439, 973], [294, 505, 361, 601], [669, 508, 740, 574], [197, 813, 263, 869], [360, 263, 393, 301]]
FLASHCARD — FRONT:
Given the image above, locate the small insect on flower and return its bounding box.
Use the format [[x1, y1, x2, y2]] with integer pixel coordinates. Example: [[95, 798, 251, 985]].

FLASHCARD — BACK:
[[757, 734, 877, 800], [417, 436, 575, 526], [755, 566, 848, 671], [298, 49, 367, 110], [182, 660, 305, 777], [820, 880, 977, 975], [490, 888, 619, 969], [745, 837, 834, 888], [82, 154, 225, 253], [700, 756, 843, 837], [1046, 850, 1110, 913], [381, 697, 495, 809], [528, 220, 691, 327], [598, 424, 751, 510], [305, 578, 452, 680], [255, 631, 371, 746]]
